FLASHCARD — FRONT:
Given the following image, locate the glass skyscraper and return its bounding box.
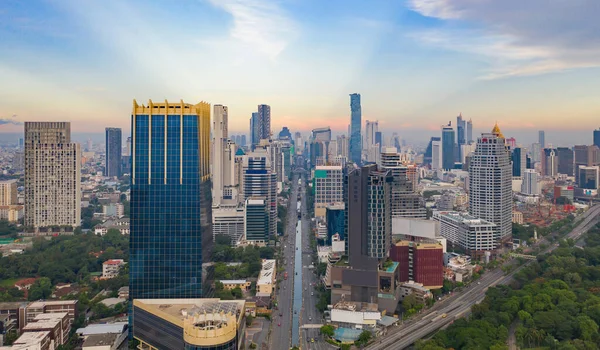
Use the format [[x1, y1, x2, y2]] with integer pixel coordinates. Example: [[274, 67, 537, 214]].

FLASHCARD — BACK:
[[130, 100, 212, 302], [441, 122, 455, 170], [349, 93, 362, 165], [105, 127, 122, 178]]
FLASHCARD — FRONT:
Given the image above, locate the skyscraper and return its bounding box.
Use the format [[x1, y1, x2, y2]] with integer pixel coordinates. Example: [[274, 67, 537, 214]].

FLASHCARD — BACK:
[[365, 120, 378, 151], [250, 112, 259, 149], [456, 114, 466, 160], [257, 104, 271, 140], [511, 147, 526, 178], [380, 148, 426, 219], [543, 148, 558, 177], [105, 127, 122, 178], [278, 126, 292, 140], [431, 139, 442, 170], [243, 147, 276, 238], [521, 169, 540, 195], [212, 105, 228, 206], [574, 145, 600, 184], [469, 124, 512, 243], [556, 147, 574, 175], [25, 122, 81, 228], [130, 100, 212, 302], [349, 93, 362, 165], [466, 119, 473, 143], [538, 130, 546, 148], [594, 128, 600, 149], [441, 122, 455, 170]]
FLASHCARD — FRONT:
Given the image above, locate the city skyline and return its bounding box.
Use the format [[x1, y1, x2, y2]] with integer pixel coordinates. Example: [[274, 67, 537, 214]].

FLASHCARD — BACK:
[[2, 0, 600, 134]]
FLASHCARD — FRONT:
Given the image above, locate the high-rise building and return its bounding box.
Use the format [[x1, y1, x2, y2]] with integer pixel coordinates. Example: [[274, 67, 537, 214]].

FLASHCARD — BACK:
[[125, 136, 132, 157], [431, 139, 442, 170], [538, 130, 546, 148], [314, 165, 344, 217], [466, 119, 473, 143], [390, 240, 443, 289], [556, 147, 574, 176], [250, 112, 259, 149], [469, 124, 512, 243], [336, 135, 349, 161], [25, 122, 81, 228], [257, 104, 271, 141], [326, 204, 345, 245], [0, 179, 17, 205], [594, 129, 600, 149], [212, 105, 228, 206], [433, 211, 497, 257], [456, 114, 466, 160], [242, 147, 276, 238], [530, 142, 541, 164], [574, 145, 600, 184], [380, 148, 426, 219], [349, 93, 362, 165], [521, 169, 540, 195], [543, 148, 558, 177], [278, 126, 292, 140], [365, 120, 378, 151], [511, 147, 526, 178], [578, 166, 599, 190], [245, 197, 269, 243], [240, 135, 246, 147], [105, 127, 122, 178], [441, 122, 455, 170], [423, 137, 440, 165], [130, 100, 211, 302]]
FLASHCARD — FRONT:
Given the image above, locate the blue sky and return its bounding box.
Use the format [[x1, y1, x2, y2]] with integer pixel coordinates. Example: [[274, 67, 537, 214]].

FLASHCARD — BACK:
[[1, 0, 599, 143]]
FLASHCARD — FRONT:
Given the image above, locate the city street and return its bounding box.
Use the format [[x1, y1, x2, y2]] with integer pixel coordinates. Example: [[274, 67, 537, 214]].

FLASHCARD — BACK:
[[269, 173, 300, 350], [367, 204, 600, 350]]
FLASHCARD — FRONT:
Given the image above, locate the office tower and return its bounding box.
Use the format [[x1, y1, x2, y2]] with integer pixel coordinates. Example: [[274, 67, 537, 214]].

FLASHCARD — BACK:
[[521, 169, 540, 195], [511, 147, 526, 177], [212, 105, 228, 206], [431, 139, 442, 170], [595, 129, 600, 149], [24, 122, 81, 228], [125, 136, 132, 157], [243, 147, 276, 238], [257, 104, 271, 140], [365, 120, 378, 151], [86, 138, 93, 152], [441, 122, 455, 170], [245, 197, 269, 243], [240, 135, 246, 147], [130, 100, 211, 302], [433, 211, 496, 257], [18, 138, 23, 149], [578, 166, 599, 190], [530, 143, 541, 163], [249, 112, 259, 149], [556, 147, 574, 175], [335, 135, 349, 160], [543, 148, 558, 177], [278, 126, 292, 140], [390, 240, 443, 288], [310, 127, 332, 167], [105, 127, 122, 178], [314, 165, 344, 217], [326, 204, 345, 245], [349, 93, 362, 165], [469, 124, 512, 243], [466, 119, 473, 143], [456, 114, 466, 160], [423, 137, 440, 165], [574, 145, 600, 184], [375, 131, 382, 152], [380, 148, 426, 219], [538, 130, 546, 148], [460, 143, 477, 164]]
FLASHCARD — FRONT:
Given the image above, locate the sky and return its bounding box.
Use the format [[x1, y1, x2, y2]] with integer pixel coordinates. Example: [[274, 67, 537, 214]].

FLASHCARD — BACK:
[[0, 0, 599, 145]]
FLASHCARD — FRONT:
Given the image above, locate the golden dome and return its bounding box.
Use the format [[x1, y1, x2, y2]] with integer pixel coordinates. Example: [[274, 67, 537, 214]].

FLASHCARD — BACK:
[[491, 122, 504, 138]]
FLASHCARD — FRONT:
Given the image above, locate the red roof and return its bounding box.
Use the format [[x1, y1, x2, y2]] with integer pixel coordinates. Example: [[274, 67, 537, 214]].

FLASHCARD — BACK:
[[14, 277, 38, 287], [103, 259, 124, 265]]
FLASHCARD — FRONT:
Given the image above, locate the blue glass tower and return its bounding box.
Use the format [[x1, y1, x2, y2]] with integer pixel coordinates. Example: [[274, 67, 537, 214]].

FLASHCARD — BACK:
[[349, 93, 362, 165], [130, 100, 212, 302], [441, 122, 455, 170]]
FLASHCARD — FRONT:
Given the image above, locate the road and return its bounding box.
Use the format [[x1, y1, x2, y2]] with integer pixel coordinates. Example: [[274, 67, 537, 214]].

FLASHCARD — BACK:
[[367, 204, 600, 350], [270, 174, 300, 350], [297, 175, 337, 350]]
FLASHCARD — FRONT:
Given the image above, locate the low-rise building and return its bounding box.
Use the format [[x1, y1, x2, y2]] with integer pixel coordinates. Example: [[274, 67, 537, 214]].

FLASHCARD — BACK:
[[102, 259, 125, 279], [5, 330, 52, 350], [398, 281, 432, 303], [219, 280, 252, 291], [512, 211, 524, 224], [117, 287, 129, 299], [390, 240, 443, 289], [23, 312, 70, 348], [94, 218, 130, 235], [256, 259, 276, 296], [0, 302, 28, 334], [330, 301, 381, 329], [26, 300, 78, 325], [432, 211, 497, 259]]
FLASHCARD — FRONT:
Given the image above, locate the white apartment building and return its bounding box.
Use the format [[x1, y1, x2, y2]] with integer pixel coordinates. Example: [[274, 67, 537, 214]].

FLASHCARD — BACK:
[[102, 259, 126, 279], [212, 204, 245, 245], [521, 169, 540, 195], [433, 211, 497, 255]]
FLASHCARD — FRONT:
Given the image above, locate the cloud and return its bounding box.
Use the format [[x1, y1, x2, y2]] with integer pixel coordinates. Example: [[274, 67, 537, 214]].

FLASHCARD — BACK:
[[206, 0, 297, 59], [407, 0, 600, 78], [0, 115, 22, 125]]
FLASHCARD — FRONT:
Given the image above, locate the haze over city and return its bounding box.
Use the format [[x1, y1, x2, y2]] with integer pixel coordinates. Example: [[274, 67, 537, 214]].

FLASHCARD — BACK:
[[1, 0, 600, 139]]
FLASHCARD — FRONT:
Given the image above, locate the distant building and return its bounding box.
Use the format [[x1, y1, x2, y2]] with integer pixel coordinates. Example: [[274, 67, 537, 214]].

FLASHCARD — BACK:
[[349, 93, 362, 165], [94, 218, 129, 235], [278, 126, 292, 140], [102, 259, 125, 279], [521, 169, 540, 195], [595, 129, 600, 149], [314, 165, 344, 217], [218, 280, 251, 291], [441, 122, 455, 170], [512, 211, 524, 224], [105, 127, 122, 178], [380, 148, 426, 219], [390, 240, 443, 289], [578, 166, 599, 190], [556, 147, 574, 176], [244, 198, 268, 244], [257, 104, 271, 141]]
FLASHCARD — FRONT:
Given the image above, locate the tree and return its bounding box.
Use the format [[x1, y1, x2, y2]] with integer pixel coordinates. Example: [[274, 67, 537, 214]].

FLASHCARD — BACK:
[[402, 293, 420, 311], [231, 287, 243, 299], [356, 330, 372, 346], [320, 324, 335, 337], [215, 234, 231, 246], [28, 277, 53, 301]]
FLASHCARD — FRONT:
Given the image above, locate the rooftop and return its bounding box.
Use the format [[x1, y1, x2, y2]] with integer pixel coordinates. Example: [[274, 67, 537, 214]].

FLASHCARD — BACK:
[[76, 322, 128, 336], [12, 331, 50, 345], [104, 259, 125, 265], [257, 259, 276, 285], [219, 280, 248, 284], [28, 300, 77, 308], [82, 333, 120, 347]]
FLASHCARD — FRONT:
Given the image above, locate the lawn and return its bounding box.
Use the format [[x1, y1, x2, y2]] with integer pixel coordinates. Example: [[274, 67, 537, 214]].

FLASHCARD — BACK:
[[0, 278, 19, 288]]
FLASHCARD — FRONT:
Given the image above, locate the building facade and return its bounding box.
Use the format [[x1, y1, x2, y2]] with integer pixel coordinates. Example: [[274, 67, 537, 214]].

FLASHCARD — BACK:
[[390, 240, 443, 289], [105, 127, 122, 178], [380, 148, 426, 219], [468, 125, 512, 243], [313, 165, 344, 217], [130, 100, 212, 301], [24, 122, 81, 228], [441, 122, 455, 170], [349, 93, 362, 165], [244, 198, 269, 243], [433, 211, 497, 257]]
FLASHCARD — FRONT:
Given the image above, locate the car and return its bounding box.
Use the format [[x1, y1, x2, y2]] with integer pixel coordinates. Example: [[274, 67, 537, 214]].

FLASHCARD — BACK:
[[280, 313, 283, 317], [477, 282, 481, 285], [311, 338, 315, 343], [278, 322, 281, 326], [311, 292, 314, 296], [309, 316, 312, 321]]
